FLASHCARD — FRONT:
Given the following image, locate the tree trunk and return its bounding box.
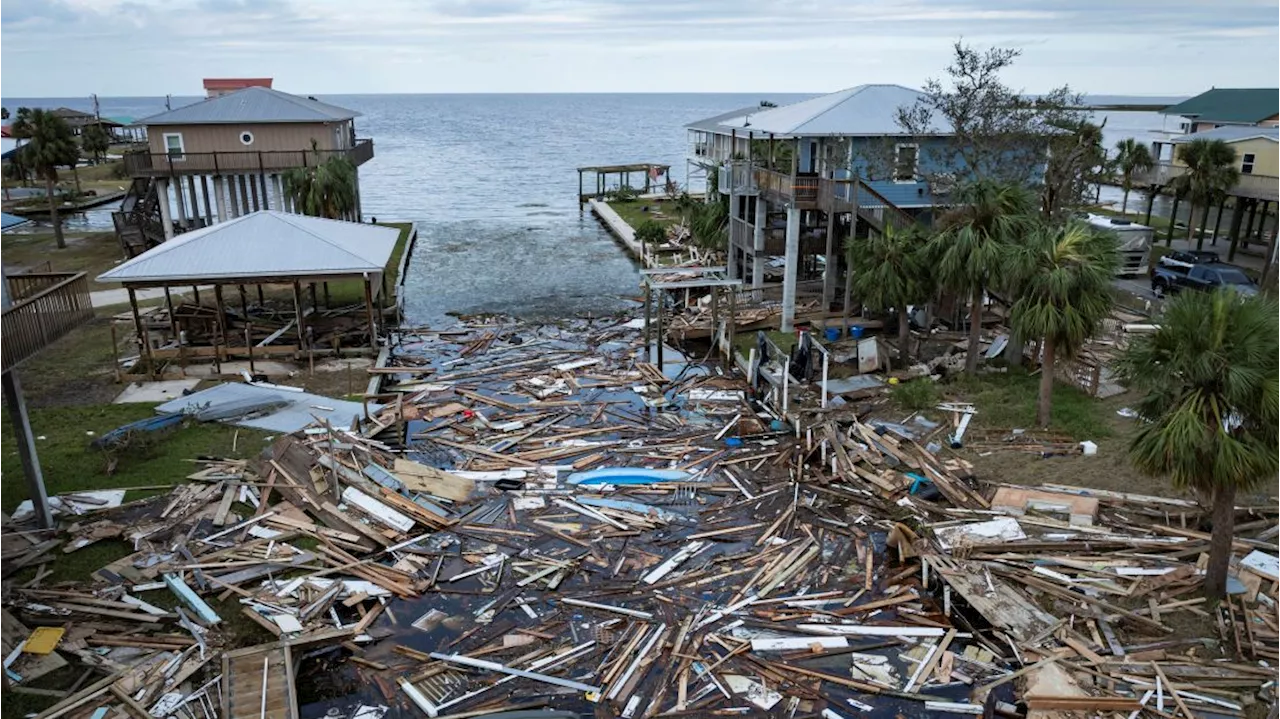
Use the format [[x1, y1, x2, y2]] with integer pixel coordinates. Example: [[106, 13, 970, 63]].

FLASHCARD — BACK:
[[897, 305, 911, 365], [1204, 483, 1237, 600], [46, 177, 65, 249], [1194, 204, 1208, 251], [964, 284, 983, 375], [1037, 335, 1055, 427], [1121, 187, 1130, 216], [71, 163, 82, 196]]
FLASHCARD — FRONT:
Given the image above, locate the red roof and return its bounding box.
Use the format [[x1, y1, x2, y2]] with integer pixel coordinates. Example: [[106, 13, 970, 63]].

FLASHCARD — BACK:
[[1, 125, 10, 138], [202, 78, 273, 90]]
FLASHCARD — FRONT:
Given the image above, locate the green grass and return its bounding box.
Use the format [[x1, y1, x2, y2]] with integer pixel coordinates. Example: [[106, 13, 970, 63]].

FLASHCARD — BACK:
[[1, 230, 126, 278], [1, 403, 272, 515], [608, 199, 686, 231], [943, 369, 1113, 440], [322, 221, 413, 305], [889, 379, 940, 411]]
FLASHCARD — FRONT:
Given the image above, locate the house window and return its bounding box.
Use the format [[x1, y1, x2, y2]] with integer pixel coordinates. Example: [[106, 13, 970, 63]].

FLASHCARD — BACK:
[[163, 133, 185, 160], [239, 130, 255, 146], [894, 143, 919, 182], [1242, 153, 1255, 175]]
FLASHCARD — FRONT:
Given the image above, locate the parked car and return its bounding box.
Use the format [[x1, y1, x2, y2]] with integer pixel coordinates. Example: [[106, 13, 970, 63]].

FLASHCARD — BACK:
[[1152, 255, 1258, 297]]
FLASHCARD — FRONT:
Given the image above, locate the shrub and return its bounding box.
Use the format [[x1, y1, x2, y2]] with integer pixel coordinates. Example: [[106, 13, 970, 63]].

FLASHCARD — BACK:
[[889, 379, 939, 411], [634, 219, 666, 246], [606, 185, 640, 202]]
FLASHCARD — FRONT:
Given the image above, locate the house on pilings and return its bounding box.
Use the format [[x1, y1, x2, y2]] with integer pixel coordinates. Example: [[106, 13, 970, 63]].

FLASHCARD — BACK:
[[114, 84, 374, 257], [685, 85, 954, 331]]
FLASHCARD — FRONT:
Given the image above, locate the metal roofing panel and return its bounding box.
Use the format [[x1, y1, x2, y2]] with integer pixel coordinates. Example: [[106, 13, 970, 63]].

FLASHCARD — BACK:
[[1168, 126, 1279, 144], [696, 85, 950, 137], [136, 86, 360, 125], [1161, 88, 1279, 124], [96, 211, 399, 284], [154, 382, 378, 434]]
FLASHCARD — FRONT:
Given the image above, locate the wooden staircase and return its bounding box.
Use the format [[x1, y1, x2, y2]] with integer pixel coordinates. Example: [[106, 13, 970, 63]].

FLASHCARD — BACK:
[[112, 177, 168, 258]]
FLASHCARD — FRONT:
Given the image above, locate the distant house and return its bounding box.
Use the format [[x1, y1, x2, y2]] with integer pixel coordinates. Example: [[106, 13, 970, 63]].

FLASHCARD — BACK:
[[114, 85, 374, 255], [48, 107, 127, 139], [1168, 126, 1279, 177], [203, 78, 273, 98], [1161, 88, 1279, 134]]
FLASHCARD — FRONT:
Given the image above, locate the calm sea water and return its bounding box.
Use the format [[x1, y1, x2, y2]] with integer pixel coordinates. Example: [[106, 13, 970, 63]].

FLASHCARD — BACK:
[[2, 93, 1179, 322]]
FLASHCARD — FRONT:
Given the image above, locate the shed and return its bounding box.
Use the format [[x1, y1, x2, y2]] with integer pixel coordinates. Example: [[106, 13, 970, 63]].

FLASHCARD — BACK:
[[96, 210, 399, 366]]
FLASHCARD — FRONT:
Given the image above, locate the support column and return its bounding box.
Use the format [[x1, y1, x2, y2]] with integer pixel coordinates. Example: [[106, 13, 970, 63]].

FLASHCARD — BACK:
[[173, 176, 189, 229], [354, 169, 363, 222], [228, 176, 241, 218], [822, 210, 837, 308], [200, 176, 214, 226], [781, 205, 800, 333], [187, 176, 201, 227], [272, 175, 284, 214], [1211, 200, 1226, 246], [362, 276, 377, 350], [752, 196, 766, 288], [1242, 199, 1259, 250], [1227, 199, 1247, 261], [727, 194, 740, 281], [213, 177, 228, 222], [2, 370, 53, 529], [1165, 194, 1180, 246], [156, 178, 175, 240], [238, 176, 251, 214]]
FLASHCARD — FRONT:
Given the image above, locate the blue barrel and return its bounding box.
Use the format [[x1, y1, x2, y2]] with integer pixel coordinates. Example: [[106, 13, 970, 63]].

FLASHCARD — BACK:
[[824, 327, 841, 342], [851, 325, 865, 339]]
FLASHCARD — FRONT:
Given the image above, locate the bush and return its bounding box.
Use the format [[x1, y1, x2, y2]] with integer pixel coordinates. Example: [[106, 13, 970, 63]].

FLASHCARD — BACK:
[[889, 379, 939, 411], [605, 185, 640, 202], [634, 219, 666, 246]]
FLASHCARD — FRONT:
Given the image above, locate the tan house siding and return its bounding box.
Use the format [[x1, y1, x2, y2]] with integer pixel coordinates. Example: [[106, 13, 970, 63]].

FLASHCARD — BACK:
[[147, 120, 353, 157], [1172, 137, 1278, 176]]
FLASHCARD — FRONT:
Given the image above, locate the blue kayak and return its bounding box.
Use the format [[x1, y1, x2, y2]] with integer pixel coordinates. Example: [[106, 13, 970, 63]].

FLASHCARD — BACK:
[[566, 467, 692, 485]]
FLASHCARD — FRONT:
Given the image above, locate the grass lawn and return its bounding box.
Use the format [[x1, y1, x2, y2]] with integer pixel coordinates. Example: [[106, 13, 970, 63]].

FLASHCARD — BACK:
[[314, 221, 413, 305], [9, 316, 124, 408], [1, 402, 272, 516], [607, 199, 687, 232], [1, 230, 126, 277]]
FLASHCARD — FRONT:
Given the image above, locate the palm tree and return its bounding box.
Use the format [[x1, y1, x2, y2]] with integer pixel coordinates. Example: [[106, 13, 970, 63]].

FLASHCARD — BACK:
[[848, 225, 931, 365], [11, 108, 79, 249], [1170, 138, 1239, 249], [81, 123, 112, 165], [1114, 289, 1278, 599], [283, 154, 357, 219], [1113, 138, 1154, 216], [928, 179, 1037, 375], [1009, 222, 1119, 426]]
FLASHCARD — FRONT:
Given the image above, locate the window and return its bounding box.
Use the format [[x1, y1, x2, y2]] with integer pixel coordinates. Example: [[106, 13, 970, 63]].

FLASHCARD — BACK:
[[894, 143, 919, 182], [239, 130, 255, 146], [1242, 153, 1255, 175], [163, 133, 185, 160]]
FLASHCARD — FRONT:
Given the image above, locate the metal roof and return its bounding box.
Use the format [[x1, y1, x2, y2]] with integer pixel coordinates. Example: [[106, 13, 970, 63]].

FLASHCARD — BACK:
[[155, 382, 378, 434], [135, 86, 360, 126], [1, 212, 31, 231], [96, 211, 399, 285], [1161, 88, 1279, 124], [1167, 126, 1279, 144], [685, 85, 951, 138], [684, 105, 769, 132]]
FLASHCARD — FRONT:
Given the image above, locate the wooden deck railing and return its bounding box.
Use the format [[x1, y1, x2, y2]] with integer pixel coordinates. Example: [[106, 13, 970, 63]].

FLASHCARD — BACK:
[[122, 138, 375, 177], [3, 272, 94, 373], [1137, 162, 1278, 201]]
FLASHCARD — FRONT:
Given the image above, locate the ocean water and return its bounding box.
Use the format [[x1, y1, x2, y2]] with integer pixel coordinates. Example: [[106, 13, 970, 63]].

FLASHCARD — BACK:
[[2, 93, 1180, 322]]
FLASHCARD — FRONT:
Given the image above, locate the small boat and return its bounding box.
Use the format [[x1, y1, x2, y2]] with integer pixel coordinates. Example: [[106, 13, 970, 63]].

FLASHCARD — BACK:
[[566, 467, 691, 485]]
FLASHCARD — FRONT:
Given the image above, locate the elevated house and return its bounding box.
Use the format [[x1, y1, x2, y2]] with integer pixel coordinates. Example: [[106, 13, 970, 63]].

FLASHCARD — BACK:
[[114, 85, 374, 256], [685, 84, 952, 331], [1142, 92, 1279, 261]]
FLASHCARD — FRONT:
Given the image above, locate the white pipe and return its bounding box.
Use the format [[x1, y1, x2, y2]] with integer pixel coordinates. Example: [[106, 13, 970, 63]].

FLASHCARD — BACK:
[[821, 352, 829, 408], [782, 359, 790, 414]]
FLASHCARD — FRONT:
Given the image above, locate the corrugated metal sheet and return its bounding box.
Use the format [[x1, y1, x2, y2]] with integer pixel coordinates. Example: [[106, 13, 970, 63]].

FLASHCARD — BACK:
[[96, 211, 399, 283], [136, 86, 359, 126], [154, 382, 378, 434], [687, 85, 951, 138], [1168, 126, 1279, 144]]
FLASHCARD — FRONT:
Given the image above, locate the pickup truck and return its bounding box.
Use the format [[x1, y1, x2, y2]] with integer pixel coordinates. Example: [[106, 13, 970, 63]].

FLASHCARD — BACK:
[[1151, 258, 1258, 297]]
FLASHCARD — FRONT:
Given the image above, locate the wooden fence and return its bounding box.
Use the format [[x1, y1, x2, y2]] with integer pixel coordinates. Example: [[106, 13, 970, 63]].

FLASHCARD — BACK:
[[3, 272, 94, 373]]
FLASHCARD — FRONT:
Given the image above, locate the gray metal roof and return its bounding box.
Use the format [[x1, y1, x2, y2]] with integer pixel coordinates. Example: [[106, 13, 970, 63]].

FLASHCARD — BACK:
[[684, 85, 951, 138], [1168, 126, 1279, 144], [155, 382, 379, 433], [96, 211, 399, 284], [684, 106, 769, 132], [135, 86, 360, 126]]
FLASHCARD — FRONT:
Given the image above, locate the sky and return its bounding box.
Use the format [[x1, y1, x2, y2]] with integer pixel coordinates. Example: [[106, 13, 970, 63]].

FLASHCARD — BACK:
[[2, 0, 1278, 97]]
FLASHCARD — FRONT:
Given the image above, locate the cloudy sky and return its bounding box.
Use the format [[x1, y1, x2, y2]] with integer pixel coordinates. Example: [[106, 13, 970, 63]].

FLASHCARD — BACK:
[[2, 0, 1277, 97]]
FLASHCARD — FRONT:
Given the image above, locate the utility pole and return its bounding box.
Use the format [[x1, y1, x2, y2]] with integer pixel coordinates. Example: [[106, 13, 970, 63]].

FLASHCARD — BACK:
[[0, 257, 54, 527]]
